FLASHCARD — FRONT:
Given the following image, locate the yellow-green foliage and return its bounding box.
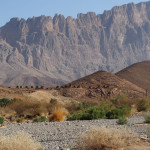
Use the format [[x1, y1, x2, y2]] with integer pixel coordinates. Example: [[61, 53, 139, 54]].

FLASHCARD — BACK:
[[137, 99, 149, 112]]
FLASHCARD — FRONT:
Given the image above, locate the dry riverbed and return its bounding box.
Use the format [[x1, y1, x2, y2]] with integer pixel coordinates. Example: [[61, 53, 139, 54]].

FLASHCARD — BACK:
[[0, 116, 150, 150]]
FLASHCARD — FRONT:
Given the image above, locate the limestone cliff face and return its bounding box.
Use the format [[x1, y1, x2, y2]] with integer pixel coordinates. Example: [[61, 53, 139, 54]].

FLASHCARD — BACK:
[[0, 2, 150, 86]]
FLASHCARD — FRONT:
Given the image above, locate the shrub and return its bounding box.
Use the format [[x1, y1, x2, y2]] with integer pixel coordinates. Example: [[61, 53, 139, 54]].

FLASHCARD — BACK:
[[33, 116, 46, 122], [77, 126, 138, 150], [50, 98, 57, 104], [117, 116, 128, 125], [146, 126, 150, 138], [67, 106, 107, 120], [100, 99, 114, 112], [66, 101, 97, 114], [0, 98, 11, 107], [81, 106, 107, 120], [0, 131, 42, 150], [106, 105, 131, 119], [110, 97, 117, 104], [9, 100, 47, 117], [49, 107, 69, 121], [66, 101, 80, 113], [0, 116, 4, 125], [68, 104, 130, 120], [144, 113, 150, 123], [110, 94, 137, 107], [16, 117, 24, 123], [137, 99, 149, 112], [106, 107, 124, 119], [110, 94, 128, 106], [78, 101, 92, 110], [121, 105, 131, 117]]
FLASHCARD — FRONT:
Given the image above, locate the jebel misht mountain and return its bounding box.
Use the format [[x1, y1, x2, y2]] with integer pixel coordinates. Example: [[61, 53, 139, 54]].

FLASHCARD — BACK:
[[1, 1, 150, 86]]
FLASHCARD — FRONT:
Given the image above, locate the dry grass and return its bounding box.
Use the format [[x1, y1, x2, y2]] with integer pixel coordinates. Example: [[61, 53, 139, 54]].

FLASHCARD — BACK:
[[8, 100, 48, 117], [0, 131, 42, 150], [26, 90, 73, 105], [110, 95, 138, 107], [77, 126, 138, 150], [49, 107, 69, 121], [130, 105, 138, 116], [66, 100, 98, 114], [0, 97, 68, 122]]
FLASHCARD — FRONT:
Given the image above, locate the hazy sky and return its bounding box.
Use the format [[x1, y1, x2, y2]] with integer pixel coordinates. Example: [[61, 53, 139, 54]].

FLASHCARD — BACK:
[[0, 0, 148, 27]]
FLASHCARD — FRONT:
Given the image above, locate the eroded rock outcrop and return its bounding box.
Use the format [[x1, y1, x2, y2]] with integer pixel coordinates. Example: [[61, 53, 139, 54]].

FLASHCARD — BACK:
[[0, 2, 150, 86]]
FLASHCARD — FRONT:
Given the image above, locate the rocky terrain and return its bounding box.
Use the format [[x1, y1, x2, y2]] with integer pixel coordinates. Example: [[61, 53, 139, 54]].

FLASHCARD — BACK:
[[0, 116, 150, 150], [58, 71, 146, 101], [1, 1, 150, 86], [0, 69, 146, 103]]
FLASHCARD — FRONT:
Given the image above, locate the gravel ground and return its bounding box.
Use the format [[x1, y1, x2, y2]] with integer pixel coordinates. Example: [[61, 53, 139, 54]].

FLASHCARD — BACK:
[[0, 115, 149, 150]]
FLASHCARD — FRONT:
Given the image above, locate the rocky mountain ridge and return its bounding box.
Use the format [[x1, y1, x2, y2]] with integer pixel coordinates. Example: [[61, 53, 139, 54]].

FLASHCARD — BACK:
[[0, 1, 150, 86]]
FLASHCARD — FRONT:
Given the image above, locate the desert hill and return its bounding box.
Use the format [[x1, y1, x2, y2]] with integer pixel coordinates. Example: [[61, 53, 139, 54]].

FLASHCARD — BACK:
[[1, 1, 150, 86], [58, 71, 146, 101], [0, 69, 147, 104], [116, 60, 150, 93]]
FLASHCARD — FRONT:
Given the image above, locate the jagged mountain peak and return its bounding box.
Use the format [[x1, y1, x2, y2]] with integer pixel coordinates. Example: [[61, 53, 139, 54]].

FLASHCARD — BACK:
[[0, 1, 150, 87]]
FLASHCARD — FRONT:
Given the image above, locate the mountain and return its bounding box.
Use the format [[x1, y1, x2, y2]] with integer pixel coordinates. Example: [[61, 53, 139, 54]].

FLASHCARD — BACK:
[[1, 1, 150, 86], [116, 60, 150, 93], [57, 71, 145, 101]]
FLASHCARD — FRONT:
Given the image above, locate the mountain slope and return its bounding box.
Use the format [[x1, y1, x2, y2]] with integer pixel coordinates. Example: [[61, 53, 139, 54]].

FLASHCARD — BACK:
[[116, 60, 150, 93], [1, 1, 150, 86], [58, 71, 145, 101]]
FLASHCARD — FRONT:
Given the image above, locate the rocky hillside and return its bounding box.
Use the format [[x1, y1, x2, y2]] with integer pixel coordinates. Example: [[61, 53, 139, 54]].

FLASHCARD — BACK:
[[116, 60, 150, 93], [1, 1, 150, 86], [57, 71, 145, 101]]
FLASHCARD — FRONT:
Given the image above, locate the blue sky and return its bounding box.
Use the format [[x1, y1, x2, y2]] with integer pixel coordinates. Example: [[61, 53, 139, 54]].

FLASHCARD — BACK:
[[0, 0, 148, 27]]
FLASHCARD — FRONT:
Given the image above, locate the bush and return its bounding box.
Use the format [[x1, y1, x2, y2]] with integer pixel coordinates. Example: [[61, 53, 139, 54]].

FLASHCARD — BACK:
[[82, 106, 107, 120], [33, 116, 46, 122], [16, 117, 24, 123], [77, 126, 138, 150], [49, 107, 69, 121], [144, 113, 150, 123], [0, 98, 17, 107], [67, 106, 107, 120], [117, 116, 128, 125], [146, 126, 150, 138], [0, 116, 4, 125], [0, 131, 42, 150], [78, 101, 93, 110], [137, 99, 149, 112], [50, 98, 57, 104], [121, 105, 131, 117], [110, 94, 128, 106], [9, 100, 47, 117], [106, 107, 124, 119], [0, 98, 11, 107], [106, 105, 131, 119], [66, 101, 97, 114], [68, 104, 131, 120]]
